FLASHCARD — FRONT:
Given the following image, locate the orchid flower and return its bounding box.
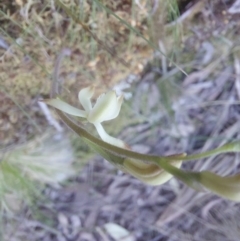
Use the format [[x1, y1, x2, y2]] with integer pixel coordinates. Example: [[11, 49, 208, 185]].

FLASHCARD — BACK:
[[43, 86, 183, 185], [43, 86, 126, 148], [43, 84, 240, 196]]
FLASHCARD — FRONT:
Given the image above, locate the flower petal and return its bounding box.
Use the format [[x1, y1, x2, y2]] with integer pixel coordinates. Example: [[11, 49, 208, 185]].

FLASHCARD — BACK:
[[88, 91, 123, 123], [94, 123, 126, 148], [78, 86, 95, 112], [42, 98, 86, 117]]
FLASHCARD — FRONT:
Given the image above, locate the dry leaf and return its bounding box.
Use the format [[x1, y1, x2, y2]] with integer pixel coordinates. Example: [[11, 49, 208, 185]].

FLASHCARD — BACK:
[[104, 223, 135, 241]]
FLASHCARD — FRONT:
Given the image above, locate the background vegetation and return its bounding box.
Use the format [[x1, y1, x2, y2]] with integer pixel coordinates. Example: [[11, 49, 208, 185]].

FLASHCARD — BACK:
[[1, 0, 240, 240]]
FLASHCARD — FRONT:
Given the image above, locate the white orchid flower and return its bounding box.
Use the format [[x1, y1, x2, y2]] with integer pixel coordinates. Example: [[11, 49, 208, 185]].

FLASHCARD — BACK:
[[44, 86, 184, 186], [43, 86, 125, 148]]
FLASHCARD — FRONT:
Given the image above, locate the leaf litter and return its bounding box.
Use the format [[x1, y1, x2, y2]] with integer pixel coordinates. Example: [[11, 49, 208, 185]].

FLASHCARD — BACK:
[[2, 0, 240, 241]]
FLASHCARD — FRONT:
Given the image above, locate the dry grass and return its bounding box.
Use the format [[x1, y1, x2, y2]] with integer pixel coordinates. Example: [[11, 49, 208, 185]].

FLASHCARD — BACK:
[[0, 0, 161, 147], [1, 0, 240, 241]]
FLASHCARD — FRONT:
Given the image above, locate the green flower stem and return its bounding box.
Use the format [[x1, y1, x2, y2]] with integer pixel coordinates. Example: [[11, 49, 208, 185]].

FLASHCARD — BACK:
[[50, 25, 240, 169], [55, 108, 240, 194], [55, 109, 167, 162], [50, 47, 240, 197], [50, 50, 201, 187], [55, 109, 203, 189], [180, 141, 240, 162]]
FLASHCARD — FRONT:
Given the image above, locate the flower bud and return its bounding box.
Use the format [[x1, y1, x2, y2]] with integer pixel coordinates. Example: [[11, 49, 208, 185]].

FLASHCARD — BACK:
[[200, 171, 240, 201], [124, 158, 182, 185]]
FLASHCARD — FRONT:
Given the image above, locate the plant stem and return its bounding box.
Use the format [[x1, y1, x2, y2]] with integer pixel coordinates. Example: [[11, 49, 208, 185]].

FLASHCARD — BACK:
[[180, 141, 240, 162]]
